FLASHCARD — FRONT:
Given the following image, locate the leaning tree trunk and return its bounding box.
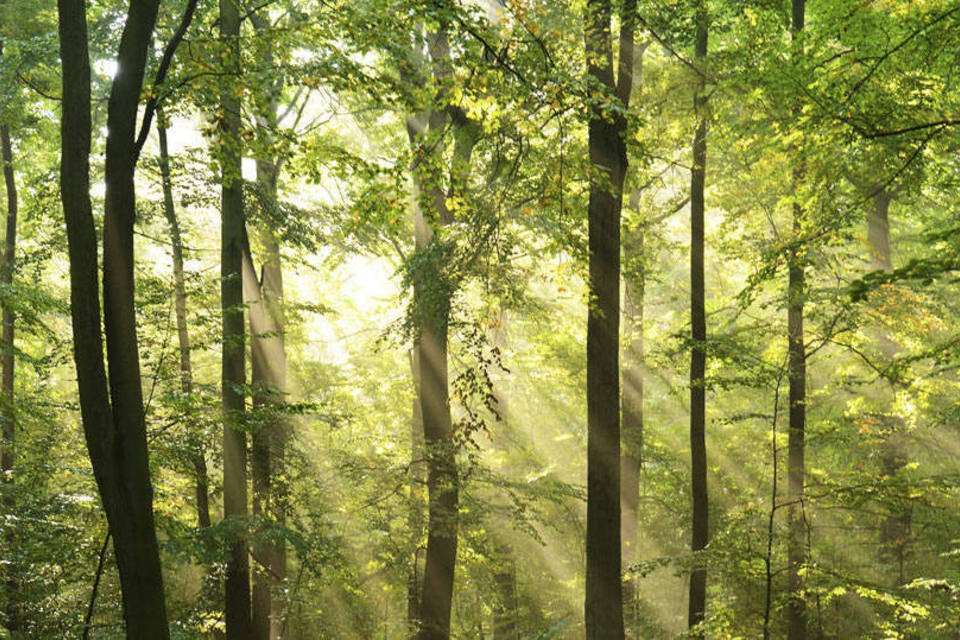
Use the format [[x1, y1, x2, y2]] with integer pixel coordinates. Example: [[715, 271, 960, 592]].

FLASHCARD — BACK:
[[0, 114, 18, 636], [157, 114, 212, 530], [583, 0, 634, 637], [688, 2, 709, 635], [219, 0, 251, 636], [57, 0, 170, 637], [787, 2, 807, 638]]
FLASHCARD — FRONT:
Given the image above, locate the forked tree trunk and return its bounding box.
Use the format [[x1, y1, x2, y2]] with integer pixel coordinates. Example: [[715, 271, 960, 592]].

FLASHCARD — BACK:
[[404, 27, 479, 640], [57, 0, 169, 636], [219, 0, 251, 635], [583, 0, 634, 637], [688, 2, 709, 635]]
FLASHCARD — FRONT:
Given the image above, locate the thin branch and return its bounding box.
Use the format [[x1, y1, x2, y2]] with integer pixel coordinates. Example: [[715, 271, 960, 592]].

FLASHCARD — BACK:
[[81, 530, 111, 640], [133, 0, 201, 157]]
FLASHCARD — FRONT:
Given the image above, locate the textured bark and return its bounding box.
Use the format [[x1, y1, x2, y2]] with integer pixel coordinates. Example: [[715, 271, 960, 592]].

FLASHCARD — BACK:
[[0, 117, 18, 635], [688, 3, 709, 634], [157, 116, 212, 530], [57, 0, 169, 637], [219, 0, 251, 635], [787, 4, 807, 639], [584, 0, 634, 637]]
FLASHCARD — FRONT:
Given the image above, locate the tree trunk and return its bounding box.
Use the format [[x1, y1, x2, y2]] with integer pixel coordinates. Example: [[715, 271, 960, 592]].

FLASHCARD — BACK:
[[57, 0, 170, 637], [491, 541, 518, 640], [620, 254, 642, 638], [219, 0, 251, 635], [404, 27, 479, 640], [864, 184, 910, 584], [414, 285, 456, 640], [583, 0, 634, 637], [407, 348, 425, 633], [246, 15, 289, 634], [688, 3, 709, 635], [0, 116, 18, 635], [787, 4, 807, 639], [243, 221, 287, 640], [157, 114, 212, 530], [487, 312, 518, 640]]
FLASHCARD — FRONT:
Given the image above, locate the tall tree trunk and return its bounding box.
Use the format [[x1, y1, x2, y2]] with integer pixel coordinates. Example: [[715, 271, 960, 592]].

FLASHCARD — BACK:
[[247, 15, 288, 636], [488, 312, 518, 640], [157, 114, 212, 530], [787, 3, 807, 638], [243, 220, 287, 640], [620, 225, 643, 638], [864, 185, 910, 584], [491, 540, 518, 640], [584, 1, 634, 637], [57, 0, 170, 637], [405, 27, 479, 640], [407, 348, 425, 633], [0, 117, 18, 635], [219, 0, 251, 635], [413, 269, 456, 640], [688, 3, 709, 635]]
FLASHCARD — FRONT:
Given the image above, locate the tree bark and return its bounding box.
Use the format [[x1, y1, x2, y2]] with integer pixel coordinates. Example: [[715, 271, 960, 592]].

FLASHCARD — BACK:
[[583, 0, 634, 637], [57, 0, 169, 637], [0, 116, 19, 636], [688, 3, 709, 635], [157, 114, 212, 530], [787, 3, 807, 638], [219, 0, 251, 635]]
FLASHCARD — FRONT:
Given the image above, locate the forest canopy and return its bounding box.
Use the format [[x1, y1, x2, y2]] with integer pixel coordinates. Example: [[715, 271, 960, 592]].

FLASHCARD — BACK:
[[1, 0, 960, 638]]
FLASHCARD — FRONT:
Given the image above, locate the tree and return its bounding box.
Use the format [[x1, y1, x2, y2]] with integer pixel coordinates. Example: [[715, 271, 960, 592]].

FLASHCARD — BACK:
[[583, 0, 635, 637], [0, 58, 18, 639], [404, 24, 477, 637], [688, 0, 709, 634], [786, 1, 807, 637], [156, 110, 212, 530], [218, 0, 251, 635], [56, 0, 169, 636], [247, 14, 291, 639]]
